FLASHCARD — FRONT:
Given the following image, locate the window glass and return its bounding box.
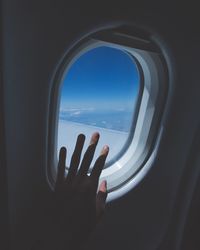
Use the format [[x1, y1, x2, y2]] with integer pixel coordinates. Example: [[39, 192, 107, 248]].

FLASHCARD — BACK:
[[57, 46, 140, 168]]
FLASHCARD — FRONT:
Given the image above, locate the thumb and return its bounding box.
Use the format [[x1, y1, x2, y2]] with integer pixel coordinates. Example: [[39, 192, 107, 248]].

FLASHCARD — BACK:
[[96, 180, 108, 221]]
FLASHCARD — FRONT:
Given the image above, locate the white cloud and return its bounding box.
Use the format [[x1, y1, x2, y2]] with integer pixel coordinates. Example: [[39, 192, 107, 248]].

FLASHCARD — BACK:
[[60, 107, 95, 113], [72, 111, 81, 115]]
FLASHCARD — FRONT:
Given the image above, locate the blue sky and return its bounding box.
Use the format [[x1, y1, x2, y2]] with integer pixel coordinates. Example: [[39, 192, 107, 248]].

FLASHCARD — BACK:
[[60, 46, 140, 111]]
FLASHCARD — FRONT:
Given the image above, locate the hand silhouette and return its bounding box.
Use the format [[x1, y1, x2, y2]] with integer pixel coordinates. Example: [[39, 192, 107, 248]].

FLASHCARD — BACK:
[[54, 132, 109, 243], [33, 132, 109, 250]]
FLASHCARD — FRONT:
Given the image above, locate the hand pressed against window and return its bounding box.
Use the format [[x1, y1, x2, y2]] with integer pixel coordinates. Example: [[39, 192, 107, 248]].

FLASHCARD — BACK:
[[35, 132, 109, 250], [55, 132, 109, 241]]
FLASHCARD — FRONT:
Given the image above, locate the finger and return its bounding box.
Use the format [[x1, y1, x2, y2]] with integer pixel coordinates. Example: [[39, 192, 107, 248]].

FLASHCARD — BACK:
[[55, 147, 66, 190], [77, 132, 100, 178], [66, 134, 85, 182], [90, 145, 109, 182], [99, 179, 107, 193], [96, 180, 108, 220]]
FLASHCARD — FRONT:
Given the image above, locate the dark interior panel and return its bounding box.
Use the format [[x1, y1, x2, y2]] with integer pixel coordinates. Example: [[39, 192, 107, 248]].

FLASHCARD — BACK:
[[1, 1, 200, 250]]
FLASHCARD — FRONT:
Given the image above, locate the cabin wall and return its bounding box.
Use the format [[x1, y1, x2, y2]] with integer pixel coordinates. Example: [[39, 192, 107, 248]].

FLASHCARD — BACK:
[[1, 1, 200, 249]]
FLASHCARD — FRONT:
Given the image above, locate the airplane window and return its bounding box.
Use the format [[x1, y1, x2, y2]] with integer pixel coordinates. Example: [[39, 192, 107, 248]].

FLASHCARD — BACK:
[[48, 27, 169, 201], [57, 46, 140, 168]]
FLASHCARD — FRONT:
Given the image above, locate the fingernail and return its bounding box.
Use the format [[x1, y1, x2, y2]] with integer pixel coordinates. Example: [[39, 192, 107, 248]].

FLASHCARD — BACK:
[[100, 180, 107, 192], [90, 132, 100, 145], [103, 145, 109, 154]]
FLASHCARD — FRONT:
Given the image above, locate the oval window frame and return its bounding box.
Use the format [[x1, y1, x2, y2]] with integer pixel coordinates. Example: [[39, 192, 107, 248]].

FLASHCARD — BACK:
[[47, 24, 171, 202]]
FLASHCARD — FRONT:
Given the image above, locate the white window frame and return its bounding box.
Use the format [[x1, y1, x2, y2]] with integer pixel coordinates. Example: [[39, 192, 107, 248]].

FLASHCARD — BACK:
[[47, 26, 171, 202]]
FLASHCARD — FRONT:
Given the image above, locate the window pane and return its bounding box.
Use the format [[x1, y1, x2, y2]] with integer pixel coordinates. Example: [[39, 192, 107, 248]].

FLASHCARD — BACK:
[[57, 46, 140, 168]]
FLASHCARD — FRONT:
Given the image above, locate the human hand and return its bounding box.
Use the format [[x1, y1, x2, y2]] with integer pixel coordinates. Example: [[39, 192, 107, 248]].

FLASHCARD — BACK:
[[53, 132, 109, 247]]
